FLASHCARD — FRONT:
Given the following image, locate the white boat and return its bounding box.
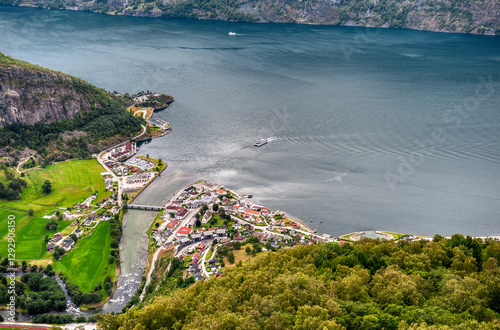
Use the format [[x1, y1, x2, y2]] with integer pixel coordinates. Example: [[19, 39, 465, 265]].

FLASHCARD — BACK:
[[254, 138, 268, 147], [228, 32, 237, 36]]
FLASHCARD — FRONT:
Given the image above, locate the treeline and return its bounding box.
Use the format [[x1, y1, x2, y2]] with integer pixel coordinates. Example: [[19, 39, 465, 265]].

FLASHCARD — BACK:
[[136, 94, 174, 109], [0, 90, 143, 158], [99, 234, 500, 329], [0, 164, 27, 200], [0, 262, 67, 315], [33, 313, 98, 324], [19, 272, 66, 314], [108, 213, 122, 274], [60, 275, 102, 306]]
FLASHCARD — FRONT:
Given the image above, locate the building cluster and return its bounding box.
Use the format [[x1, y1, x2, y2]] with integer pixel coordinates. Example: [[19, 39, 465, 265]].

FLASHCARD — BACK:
[[111, 141, 133, 160], [46, 192, 116, 254]]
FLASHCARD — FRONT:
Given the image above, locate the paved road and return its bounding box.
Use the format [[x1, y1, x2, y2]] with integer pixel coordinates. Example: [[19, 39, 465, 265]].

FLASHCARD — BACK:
[[97, 124, 147, 207]]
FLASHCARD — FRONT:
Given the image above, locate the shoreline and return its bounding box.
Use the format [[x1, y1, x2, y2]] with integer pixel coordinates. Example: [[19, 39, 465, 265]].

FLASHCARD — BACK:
[[2, 4, 496, 36]]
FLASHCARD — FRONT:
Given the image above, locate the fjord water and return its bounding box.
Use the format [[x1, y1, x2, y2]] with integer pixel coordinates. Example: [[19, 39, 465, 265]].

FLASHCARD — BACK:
[[1, 6, 499, 238]]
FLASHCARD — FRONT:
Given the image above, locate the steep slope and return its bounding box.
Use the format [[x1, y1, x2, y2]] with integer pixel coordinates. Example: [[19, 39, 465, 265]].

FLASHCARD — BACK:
[[99, 235, 500, 329], [0, 52, 148, 160], [1, 0, 498, 35], [0, 52, 116, 127]]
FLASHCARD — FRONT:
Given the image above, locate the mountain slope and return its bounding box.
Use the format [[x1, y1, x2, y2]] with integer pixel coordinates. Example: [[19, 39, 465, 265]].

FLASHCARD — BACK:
[[1, 0, 498, 35], [0, 52, 144, 160], [98, 235, 500, 329], [0, 52, 122, 127]]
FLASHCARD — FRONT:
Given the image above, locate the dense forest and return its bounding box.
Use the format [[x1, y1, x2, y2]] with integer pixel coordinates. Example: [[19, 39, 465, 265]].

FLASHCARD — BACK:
[[0, 261, 67, 315], [99, 235, 500, 329]]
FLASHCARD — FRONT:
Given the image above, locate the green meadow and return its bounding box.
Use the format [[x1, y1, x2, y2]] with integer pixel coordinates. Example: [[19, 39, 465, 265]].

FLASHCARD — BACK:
[[54, 221, 112, 293], [0, 159, 110, 260]]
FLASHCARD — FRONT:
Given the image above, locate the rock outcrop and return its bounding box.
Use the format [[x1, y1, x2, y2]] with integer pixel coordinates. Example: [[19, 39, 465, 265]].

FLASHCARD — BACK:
[[0, 53, 98, 127]]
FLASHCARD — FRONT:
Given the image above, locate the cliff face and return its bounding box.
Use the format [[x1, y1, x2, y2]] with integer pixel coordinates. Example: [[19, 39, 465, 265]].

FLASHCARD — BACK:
[[0, 53, 109, 127], [0, 66, 94, 127], [1, 0, 498, 35]]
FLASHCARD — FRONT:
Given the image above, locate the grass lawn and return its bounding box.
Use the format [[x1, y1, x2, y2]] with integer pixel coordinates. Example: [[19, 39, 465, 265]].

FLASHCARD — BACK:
[[194, 213, 234, 230], [54, 221, 111, 292], [9, 159, 110, 213], [223, 245, 252, 269], [0, 159, 110, 260], [0, 210, 73, 259]]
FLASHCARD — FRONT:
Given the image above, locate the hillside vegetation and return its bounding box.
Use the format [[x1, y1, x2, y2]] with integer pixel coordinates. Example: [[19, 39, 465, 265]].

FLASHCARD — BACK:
[[0, 52, 143, 161], [1, 0, 498, 35], [99, 235, 500, 329]]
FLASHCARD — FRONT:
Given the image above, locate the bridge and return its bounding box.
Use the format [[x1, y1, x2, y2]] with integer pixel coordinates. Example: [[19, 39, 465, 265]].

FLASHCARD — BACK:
[[127, 204, 164, 211]]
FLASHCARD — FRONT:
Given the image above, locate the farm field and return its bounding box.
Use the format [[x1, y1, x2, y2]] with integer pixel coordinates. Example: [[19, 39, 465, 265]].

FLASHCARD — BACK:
[[53, 221, 112, 293], [0, 159, 110, 260]]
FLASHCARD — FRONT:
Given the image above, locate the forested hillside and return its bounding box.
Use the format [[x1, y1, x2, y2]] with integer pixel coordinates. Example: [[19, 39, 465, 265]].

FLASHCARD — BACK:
[[1, 0, 498, 35], [99, 235, 500, 329], [0, 52, 143, 161]]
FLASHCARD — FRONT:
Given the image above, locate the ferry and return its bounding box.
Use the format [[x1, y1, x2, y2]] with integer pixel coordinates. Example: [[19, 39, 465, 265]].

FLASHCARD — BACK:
[[254, 138, 268, 147], [228, 32, 237, 35]]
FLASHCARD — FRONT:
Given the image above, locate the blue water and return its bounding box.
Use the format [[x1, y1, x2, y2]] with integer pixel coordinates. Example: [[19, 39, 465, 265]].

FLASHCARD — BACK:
[[1, 6, 499, 237]]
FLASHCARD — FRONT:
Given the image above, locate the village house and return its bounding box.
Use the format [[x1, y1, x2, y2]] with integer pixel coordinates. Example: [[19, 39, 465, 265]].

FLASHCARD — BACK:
[[125, 172, 151, 185], [204, 230, 214, 239], [75, 229, 83, 237], [202, 182, 217, 192], [111, 141, 132, 160], [47, 243, 55, 252], [179, 237, 191, 245], [62, 238, 75, 252], [166, 206, 188, 220], [202, 210, 212, 224], [176, 226, 192, 237], [52, 233, 62, 243], [216, 228, 227, 237], [166, 219, 179, 230], [244, 209, 260, 217], [110, 206, 119, 215], [191, 234, 202, 241]]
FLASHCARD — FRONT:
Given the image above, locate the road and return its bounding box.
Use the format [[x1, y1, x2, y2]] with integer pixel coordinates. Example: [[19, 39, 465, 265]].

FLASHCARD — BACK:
[[97, 124, 147, 207], [15, 157, 29, 174], [140, 205, 196, 300], [201, 244, 218, 279]]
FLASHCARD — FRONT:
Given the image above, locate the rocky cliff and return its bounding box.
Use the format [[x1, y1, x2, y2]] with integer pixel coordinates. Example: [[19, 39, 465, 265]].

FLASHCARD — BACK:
[[1, 0, 498, 35], [0, 52, 108, 127]]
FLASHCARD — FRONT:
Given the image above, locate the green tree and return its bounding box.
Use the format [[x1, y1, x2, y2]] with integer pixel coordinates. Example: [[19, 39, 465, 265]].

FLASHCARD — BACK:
[[227, 250, 235, 264], [42, 180, 52, 194]]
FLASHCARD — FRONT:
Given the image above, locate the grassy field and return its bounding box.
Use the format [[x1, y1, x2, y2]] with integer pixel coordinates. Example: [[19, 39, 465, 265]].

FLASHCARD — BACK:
[[222, 244, 252, 269], [54, 222, 111, 293], [5, 159, 109, 213], [194, 213, 234, 230], [0, 159, 110, 260]]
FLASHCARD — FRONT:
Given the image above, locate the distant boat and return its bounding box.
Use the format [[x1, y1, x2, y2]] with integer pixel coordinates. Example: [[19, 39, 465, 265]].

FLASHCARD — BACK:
[[228, 32, 237, 35], [254, 138, 268, 147]]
